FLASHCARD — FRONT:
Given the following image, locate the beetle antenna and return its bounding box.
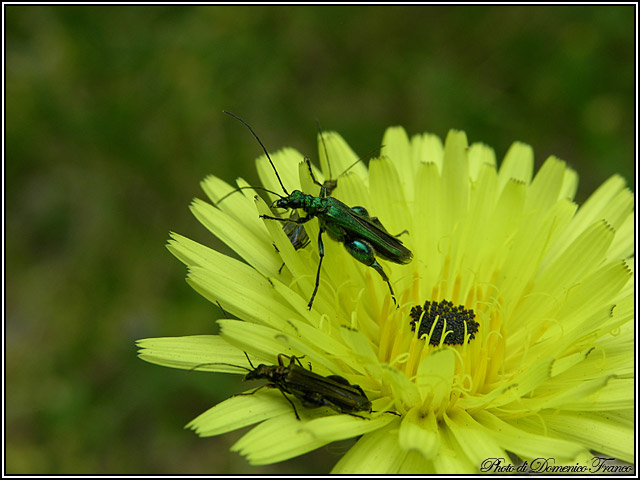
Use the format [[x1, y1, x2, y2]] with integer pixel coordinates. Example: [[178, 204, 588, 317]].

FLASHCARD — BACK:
[[215, 186, 285, 206], [223, 111, 289, 196], [316, 120, 333, 181], [316, 124, 383, 181], [189, 362, 251, 373], [215, 301, 230, 317], [243, 351, 257, 370], [338, 145, 384, 177]]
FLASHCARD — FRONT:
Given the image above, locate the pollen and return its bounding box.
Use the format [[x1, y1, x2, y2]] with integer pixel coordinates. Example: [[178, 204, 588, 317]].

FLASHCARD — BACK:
[[409, 300, 479, 346]]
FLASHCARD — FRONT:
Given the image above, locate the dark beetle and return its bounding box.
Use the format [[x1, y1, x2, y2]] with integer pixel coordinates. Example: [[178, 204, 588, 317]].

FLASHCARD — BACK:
[[222, 353, 373, 420]]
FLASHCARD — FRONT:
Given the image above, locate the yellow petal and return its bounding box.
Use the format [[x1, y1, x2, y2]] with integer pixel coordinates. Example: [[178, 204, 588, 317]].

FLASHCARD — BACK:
[[514, 411, 633, 463], [398, 406, 440, 460], [187, 389, 292, 436], [331, 423, 407, 474], [497, 141, 534, 193], [474, 410, 583, 460], [526, 156, 568, 212], [190, 198, 280, 275], [136, 335, 247, 372], [444, 409, 510, 468]]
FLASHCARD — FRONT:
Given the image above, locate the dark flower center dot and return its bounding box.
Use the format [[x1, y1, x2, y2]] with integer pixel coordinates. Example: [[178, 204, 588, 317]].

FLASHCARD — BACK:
[[409, 300, 479, 346]]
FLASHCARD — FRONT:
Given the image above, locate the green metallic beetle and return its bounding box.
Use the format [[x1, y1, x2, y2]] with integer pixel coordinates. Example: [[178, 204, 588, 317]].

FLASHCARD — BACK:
[[278, 139, 381, 267], [224, 111, 413, 309]]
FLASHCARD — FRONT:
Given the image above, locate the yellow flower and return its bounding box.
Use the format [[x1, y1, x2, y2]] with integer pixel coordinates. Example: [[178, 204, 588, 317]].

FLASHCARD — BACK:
[[137, 126, 634, 473]]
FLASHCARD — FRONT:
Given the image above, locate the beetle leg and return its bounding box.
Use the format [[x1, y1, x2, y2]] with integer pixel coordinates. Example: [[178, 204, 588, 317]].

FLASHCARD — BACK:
[[290, 355, 307, 369], [300, 391, 331, 409], [278, 354, 305, 368], [304, 157, 325, 192], [300, 392, 371, 420], [343, 412, 369, 420], [261, 214, 312, 224], [307, 230, 325, 310], [277, 389, 301, 420], [343, 239, 397, 306], [233, 383, 270, 397]]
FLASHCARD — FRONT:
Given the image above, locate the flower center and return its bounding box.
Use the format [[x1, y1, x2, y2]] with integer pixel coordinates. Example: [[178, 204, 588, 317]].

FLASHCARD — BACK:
[[376, 286, 507, 414], [409, 299, 479, 346]]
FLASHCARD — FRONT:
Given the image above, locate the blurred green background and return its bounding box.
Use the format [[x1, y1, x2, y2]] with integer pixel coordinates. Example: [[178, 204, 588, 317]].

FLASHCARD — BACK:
[[5, 5, 635, 474]]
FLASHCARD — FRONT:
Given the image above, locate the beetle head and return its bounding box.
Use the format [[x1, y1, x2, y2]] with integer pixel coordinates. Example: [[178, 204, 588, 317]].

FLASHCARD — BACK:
[[271, 190, 306, 209]]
